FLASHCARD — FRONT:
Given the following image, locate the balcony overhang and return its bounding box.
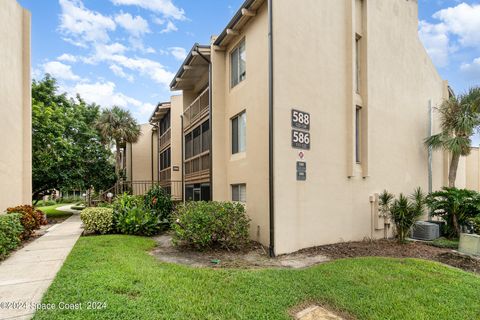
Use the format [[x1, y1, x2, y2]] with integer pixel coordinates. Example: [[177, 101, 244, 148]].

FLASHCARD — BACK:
[[170, 44, 211, 91], [149, 102, 171, 124], [213, 0, 265, 48]]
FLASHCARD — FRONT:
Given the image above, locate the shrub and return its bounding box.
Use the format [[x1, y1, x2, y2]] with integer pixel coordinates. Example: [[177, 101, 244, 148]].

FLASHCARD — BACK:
[[144, 185, 173, 225], [80, 207, 114, 234], [6, 205, 47, 239], [112, 193, 164, 236], [115, 207, 162, 236], [426, 187, 480, 238], [172, 201, 250, 250], [379, 188, 426, 243], [0, 213, 24, 259], [469, 216, 480, 234]]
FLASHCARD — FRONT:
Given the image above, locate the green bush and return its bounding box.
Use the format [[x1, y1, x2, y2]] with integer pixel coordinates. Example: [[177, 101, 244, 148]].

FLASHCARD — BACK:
[[144, 185, 173, 225], [80, 208, 114, 234], [379, 188, 426, 243], [426, 187, 480, 238], [172, 201, 250, 250], [7, 205, 47, 239], [0, 213, 24, 259], [112, 193, 164, 236], [115, 207, 162, 236], [469, 216, 480, 234]]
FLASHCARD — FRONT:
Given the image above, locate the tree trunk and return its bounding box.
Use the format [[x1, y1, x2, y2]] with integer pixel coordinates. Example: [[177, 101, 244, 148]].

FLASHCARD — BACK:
[[115, 144, 121, 177], [452, 214, 461, 238], [448, 153, 461, 188]]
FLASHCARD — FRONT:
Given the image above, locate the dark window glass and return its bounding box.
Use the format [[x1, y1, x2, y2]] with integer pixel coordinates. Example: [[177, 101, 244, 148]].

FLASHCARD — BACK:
[[201, 184, 211, 201], [185, 133, 192, 159], [160, 148, 171, 170], [193, 127, 201, 156], [202, 120, 210, 152], [160, 111, 171, 135], [231, 112, 246, 154], [185, 185, 194, 201], [232, 116, 238, 154]]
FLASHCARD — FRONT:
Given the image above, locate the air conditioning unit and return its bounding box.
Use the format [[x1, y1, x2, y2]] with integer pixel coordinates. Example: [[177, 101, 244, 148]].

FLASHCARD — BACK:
[[411, 221, 440, 241]]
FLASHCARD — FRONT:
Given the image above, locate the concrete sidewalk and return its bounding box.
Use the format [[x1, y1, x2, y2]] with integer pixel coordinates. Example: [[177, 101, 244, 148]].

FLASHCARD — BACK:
[[0, 213, 83, 320]]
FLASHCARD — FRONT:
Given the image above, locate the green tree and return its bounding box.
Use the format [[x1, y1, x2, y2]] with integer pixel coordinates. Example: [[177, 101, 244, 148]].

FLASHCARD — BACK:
[[96, 106, 141, 177], [426, 187, 480, 238], [425, 87, 480, 187], [32, 75, 116, 200]]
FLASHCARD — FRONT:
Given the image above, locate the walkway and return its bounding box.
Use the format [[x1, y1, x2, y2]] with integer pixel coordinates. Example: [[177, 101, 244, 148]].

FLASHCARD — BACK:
[[0, 206, 83, 320]]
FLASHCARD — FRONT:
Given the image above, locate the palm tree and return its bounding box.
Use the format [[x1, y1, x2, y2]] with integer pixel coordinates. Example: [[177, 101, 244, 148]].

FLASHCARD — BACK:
[[96, 106, 141, 177], [425, 88, 480, 187]]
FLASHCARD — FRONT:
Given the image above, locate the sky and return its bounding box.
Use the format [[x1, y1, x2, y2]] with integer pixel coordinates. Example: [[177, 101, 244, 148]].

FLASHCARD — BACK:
[[17, 0, 480, 142]]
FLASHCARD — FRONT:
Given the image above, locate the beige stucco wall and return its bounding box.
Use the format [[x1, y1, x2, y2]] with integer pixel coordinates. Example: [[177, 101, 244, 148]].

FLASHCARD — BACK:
[[126, 123, 156, 182], [271, 0, 449, 254], [211, 2, 270, 245], [466, 148, 480, 191], [170, 95, 183, 199], [0, 0, 31, 211]]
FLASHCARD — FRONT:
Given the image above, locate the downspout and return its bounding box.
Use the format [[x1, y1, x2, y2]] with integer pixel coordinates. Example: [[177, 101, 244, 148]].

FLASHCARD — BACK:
[[150, 126, 156, 183], [268, 0, 275, 257], [428, 100, 433, 219], [195, 45, 213, 201], [181, 115, 186, 203]]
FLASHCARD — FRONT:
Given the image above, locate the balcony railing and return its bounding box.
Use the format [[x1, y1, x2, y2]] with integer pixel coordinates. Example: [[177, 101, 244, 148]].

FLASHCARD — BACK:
[[159, 128, 171, 151], [93, 180, 183, 204], [159, 168, 171, 183], [185, 151, 210, 182], [184, 87, 209, 128]]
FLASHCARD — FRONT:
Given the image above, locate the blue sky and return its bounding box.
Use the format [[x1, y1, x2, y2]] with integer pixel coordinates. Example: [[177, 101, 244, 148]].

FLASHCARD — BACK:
[[17, 0, 480, 142]]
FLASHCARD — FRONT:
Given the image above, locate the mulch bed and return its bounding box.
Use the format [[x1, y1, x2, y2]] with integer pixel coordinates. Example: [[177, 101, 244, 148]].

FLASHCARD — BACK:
[[299, 239, 480, 274]]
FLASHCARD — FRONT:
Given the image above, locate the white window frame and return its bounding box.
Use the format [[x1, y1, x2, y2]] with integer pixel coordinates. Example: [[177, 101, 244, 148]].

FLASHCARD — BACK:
[[230, 39, 246, 88], [232, 184, 246, 203]]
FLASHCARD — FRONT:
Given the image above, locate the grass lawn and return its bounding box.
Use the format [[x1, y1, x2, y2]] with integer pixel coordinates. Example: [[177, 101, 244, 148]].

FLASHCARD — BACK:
[[430, 237, 459, 249], [33, 235, 480, 320], [36, 203, 72, 219]]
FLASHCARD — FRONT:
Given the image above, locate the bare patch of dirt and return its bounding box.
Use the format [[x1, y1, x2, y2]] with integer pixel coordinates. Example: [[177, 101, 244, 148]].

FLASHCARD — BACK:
[[150, 234, 329, 269], [151, 235, 480, 273], [300, 239, 480, 274]]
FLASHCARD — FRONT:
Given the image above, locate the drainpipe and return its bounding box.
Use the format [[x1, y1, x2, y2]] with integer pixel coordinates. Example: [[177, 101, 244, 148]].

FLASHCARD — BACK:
[[195, 45, 213, 201], [181, 115, 185, 204], [428, 99, 433, 219], [268, 0, 275, 257]]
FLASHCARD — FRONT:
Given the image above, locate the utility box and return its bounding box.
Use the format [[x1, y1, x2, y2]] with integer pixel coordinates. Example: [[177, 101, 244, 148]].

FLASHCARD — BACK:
[[459, 234, 480, 256], [411, 221, 439, 241]]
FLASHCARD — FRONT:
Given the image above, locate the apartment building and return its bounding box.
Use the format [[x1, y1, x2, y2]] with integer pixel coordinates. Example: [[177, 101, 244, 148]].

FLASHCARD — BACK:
[[466, 147, 480, 192], [0, 0, 31, 211], [132, 0, 461, 255]]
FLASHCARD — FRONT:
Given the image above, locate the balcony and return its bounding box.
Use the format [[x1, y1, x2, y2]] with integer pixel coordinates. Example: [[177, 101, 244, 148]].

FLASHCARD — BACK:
[[159, 128, 171, 151], [184, 87, 209, 129], [185, 151, 210, 183], [159, 167, 171, 184]]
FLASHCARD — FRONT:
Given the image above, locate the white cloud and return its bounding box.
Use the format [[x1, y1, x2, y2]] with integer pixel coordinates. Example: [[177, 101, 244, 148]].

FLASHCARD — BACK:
[[59, 0, 116, 44], [108, 55, 174, 86], [57, 53, 78, 63], [461, 57, 480, 79], [111, 0, 186, 20], [67, 81, 155, 118], [168, 47, 186, 61], [43, 61, 81, 81], [418, 2, 480, 68], [433, 3, 480, 47], [115, 12, 150, 37], [160, 20, 178, 33], [418, 21, 451, 68], [109, 64, 134, 82]]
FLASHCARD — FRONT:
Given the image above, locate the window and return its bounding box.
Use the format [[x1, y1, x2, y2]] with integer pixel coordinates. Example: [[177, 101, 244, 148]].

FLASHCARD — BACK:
[[185, 120, 210, 160], [355, 34, 361, 94], [355, 106, 361, 163], [232, 111, 246, 154], [160, 148, 171, 170], [232, 184, 246, 203], [231, 40, 246, 87], [185, 183, 211, 202], [159, 111, 171, 135], [202, 121, 210, 152]]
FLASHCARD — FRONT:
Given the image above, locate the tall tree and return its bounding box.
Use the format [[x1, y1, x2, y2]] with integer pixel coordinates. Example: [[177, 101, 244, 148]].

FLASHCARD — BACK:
[[425, 87, 480, 187], [32, 75, 116, 200], [96, 106, 141, 178]]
